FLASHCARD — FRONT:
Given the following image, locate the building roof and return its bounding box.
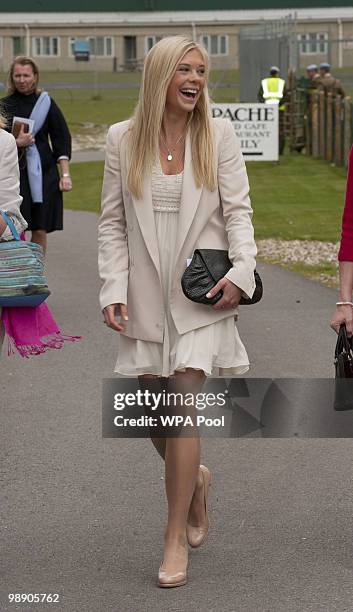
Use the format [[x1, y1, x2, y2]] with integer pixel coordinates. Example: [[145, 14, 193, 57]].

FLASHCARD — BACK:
[[0, 0, 353, 10], [0, 7, 352, 26]]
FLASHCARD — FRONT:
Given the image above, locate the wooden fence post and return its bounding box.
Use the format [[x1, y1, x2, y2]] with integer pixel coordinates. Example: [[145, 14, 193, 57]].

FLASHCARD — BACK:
[[311, 92, 319, 158], [326, 93, 333, 162], [304, 111, 310, 156], [334, 95, 342, 166], [319, 90, 325, 157], [343, 97, 352, 167]]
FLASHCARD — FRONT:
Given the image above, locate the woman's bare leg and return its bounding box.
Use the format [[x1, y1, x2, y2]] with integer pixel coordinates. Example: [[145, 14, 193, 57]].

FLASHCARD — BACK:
[[31, 229, 47, 255], [139, 370, 208, 579], [161, 368, 205, 576], [138, 374, 166, 459]]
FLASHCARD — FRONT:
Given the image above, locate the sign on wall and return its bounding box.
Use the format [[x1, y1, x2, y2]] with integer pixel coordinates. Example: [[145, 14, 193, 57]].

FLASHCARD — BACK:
[[212, 103, 279, 161], [73, 40, 90, 62]]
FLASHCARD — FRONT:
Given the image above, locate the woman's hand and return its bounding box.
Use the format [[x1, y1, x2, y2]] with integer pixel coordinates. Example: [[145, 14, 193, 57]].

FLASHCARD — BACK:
[[16, 125, 35, 148], [103, 303, 129, 332], [206, 277, 242, 311], [59, 175, 72, 192], [330, 305, 353, 336]]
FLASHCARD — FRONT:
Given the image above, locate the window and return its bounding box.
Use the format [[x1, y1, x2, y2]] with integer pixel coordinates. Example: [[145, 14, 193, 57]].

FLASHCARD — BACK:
[[106, 37, 112, 57], [200, 35, 228, 56], [89, 36, 113, 56], [145, 36, 162, 54], [298, 32, 328, 55], [12, 37, 25, 56], [33, 37, 60, 56]]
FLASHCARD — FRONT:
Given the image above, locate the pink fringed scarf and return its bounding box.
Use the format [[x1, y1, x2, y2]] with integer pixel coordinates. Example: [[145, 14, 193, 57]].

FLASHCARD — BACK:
[[1, 302, 81, 358], [0, 232, 81, 357]]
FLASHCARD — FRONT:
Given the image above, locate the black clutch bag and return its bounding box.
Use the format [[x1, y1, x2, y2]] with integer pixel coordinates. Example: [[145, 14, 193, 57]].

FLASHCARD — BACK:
[[181, 249, 263, 306]]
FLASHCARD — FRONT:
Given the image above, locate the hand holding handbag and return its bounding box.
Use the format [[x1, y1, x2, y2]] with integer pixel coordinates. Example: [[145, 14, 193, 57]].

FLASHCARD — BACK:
[[181, 249, 263, 306], [0, 210, 50, 307]]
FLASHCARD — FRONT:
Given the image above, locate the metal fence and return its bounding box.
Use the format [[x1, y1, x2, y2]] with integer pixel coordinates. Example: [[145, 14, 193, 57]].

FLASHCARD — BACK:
[[239, 15, 298, 102]]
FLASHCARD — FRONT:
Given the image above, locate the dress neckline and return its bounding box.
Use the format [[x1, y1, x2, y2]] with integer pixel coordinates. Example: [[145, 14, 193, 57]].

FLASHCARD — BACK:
[[157, 155, 184, 177]]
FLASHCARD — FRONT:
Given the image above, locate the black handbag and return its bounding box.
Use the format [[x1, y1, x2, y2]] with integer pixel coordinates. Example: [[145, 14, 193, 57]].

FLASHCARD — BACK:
[[335, 324, 353, 378], [181, 249, 263, 306], [334, 324, 353, 411]]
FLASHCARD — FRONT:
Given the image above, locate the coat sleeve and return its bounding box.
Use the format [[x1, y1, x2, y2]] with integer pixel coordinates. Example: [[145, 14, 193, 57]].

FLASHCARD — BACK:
[[338, 146, 353, 261], [0, 131, 27, 240], [47, 98, 72, 160], [217, 119, 257, 298], [98, 124, 129, 310]]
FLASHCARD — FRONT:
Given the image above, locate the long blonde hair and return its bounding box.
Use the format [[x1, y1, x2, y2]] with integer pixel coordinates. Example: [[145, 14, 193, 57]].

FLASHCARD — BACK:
[[0, 113, 6, 129], [127, 36, 216, 198]]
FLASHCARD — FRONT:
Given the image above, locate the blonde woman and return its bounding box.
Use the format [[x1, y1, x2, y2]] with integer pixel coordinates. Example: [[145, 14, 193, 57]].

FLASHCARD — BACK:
[[98, 36, 257, 587]]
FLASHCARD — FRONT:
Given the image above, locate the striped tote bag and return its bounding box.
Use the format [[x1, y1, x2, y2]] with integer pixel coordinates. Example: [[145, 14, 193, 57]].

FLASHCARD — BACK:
[[0, 210, 50, 307]]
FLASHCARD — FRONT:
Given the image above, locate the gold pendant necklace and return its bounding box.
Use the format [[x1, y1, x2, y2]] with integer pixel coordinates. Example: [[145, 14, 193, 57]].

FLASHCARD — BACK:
[[160, 131, 185, 162]]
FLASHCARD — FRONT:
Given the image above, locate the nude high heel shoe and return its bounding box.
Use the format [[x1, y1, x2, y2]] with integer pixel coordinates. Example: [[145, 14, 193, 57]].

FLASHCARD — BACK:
[[186, 464, 211, 548], [157, 565, 187, 588], [157, 542, 188, 588]]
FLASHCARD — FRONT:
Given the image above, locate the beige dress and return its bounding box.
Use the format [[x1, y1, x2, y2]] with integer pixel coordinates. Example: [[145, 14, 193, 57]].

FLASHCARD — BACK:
[[115, 161, 250, 377]]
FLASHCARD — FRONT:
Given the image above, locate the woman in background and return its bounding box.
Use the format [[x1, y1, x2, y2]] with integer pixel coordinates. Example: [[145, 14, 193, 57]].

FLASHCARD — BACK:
[[1, 56, 72, 255]]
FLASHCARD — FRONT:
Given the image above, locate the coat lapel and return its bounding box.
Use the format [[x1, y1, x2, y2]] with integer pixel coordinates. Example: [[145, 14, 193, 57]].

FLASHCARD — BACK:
[[174, 131, 203, 264], [131, 173, 161, 278]]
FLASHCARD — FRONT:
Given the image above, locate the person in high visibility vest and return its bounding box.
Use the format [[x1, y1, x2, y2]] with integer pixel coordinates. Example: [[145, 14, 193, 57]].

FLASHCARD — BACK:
[[258, 66, 287, 156]]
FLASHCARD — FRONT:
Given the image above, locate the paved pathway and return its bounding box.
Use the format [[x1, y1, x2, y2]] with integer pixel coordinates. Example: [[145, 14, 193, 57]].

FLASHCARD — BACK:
[[72, 149, 105, 163], [1, 210, 353, 612]]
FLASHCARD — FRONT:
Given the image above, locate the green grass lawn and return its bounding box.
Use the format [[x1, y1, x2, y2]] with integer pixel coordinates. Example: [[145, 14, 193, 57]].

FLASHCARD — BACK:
[[65, 161, 104, 213], [54, 91, 137, 133], [66, 151, 347, 245], [247, 152, 347, 242]]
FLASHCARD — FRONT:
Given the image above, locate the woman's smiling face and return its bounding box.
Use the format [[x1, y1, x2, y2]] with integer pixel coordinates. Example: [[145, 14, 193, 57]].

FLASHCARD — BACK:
[[165, 48, 206, 115]]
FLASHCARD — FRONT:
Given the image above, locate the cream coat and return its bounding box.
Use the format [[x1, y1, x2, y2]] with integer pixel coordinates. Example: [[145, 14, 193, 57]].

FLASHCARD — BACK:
[[98, 117, 257, 343], [0, 129, 27, 239]]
